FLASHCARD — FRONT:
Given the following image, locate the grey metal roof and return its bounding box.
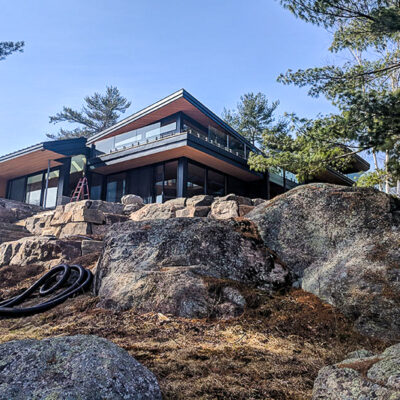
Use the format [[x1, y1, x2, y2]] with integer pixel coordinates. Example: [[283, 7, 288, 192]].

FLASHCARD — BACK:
[[0, 138, 87, 163]]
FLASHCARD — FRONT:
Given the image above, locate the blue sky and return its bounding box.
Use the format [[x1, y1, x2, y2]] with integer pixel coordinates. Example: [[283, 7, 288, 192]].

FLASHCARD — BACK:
[[0, 0, 337, 156]]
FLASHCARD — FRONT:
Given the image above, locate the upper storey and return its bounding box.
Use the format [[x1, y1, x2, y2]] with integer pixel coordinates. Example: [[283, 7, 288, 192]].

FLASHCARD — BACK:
[[88, 89, 258, 161]]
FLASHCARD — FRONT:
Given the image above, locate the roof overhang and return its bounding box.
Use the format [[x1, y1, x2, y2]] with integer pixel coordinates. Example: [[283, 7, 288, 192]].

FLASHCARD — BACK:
[[343, 153, 370, 173], [311, 167, 355, 186], [87, 89, 256, 150], [0, 138, 87, 180]]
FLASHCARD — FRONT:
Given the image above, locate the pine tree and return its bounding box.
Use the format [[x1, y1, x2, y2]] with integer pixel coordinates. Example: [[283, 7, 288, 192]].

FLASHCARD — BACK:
[[249, 0, 400, 193], [0, 41, 24, 61], [47, 86, 131, 139], [222, 93, 280, 146]]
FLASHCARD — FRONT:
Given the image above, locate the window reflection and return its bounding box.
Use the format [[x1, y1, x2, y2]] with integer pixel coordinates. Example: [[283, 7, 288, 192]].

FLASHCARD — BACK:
[[44, 170, 59, 208], [207, 170, 225, 196], [163, 161, 178, 201], [106, 173, 126, 203], [90, 173, 103, 200], [25, 173, 43, 206], [128, 167, 153, 204], [154, 165, 164, 203], [8, 177, 25, 203], [187, 163, 205, 197], [69, 155, 86, 196]]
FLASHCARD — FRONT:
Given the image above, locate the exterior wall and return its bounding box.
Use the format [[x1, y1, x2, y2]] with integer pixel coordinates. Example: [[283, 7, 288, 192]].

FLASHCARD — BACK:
[[0, 178, 7, 198], [89, 156, 270, 203]]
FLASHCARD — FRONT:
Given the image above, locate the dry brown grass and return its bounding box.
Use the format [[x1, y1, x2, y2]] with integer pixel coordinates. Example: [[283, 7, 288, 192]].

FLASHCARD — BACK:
[[0, 263, 388, 400]]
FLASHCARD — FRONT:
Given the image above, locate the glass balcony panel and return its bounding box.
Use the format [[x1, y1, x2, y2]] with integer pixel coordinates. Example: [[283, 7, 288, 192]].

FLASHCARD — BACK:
[[93, 116, 251, 162], [183, 120, 208, 140], [95, 137, 115, 154], [270, 167, 284, 177], [208, 126, 227, 148], [95, 120, 178, 154], [160, 122, 177, 138], [229, 135, 245, 158], [285, 171, 299, 183]]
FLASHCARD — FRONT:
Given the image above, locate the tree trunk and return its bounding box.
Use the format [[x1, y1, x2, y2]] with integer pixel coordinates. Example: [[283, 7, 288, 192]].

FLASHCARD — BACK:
[[372, 150, 383, 191], [385, 151, 390, 194]]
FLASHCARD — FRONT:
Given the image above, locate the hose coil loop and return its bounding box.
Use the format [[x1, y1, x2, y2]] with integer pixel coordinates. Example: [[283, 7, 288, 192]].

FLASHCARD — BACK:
[[0, 264, 93, 317]]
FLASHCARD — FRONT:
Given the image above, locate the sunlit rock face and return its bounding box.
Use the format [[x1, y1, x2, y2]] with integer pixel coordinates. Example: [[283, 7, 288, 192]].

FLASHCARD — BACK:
[[94, 218, 291, 318], [312, 343, 400, 399], [247, 183, 400, 341]]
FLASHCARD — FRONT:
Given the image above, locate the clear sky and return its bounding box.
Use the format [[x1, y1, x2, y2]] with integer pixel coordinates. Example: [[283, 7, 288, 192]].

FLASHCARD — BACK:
[[0, 0, 337, 156]]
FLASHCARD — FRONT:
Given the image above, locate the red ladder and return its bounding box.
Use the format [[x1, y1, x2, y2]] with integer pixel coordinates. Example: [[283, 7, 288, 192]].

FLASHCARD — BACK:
[[70, 177, 90, 202]]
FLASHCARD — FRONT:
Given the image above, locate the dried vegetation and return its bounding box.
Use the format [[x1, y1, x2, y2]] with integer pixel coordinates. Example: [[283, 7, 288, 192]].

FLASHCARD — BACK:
[[0, 262, 388, 400]]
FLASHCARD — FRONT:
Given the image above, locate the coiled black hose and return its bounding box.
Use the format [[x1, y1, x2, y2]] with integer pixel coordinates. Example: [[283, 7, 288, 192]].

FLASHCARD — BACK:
[[0, 264, 93, 317]]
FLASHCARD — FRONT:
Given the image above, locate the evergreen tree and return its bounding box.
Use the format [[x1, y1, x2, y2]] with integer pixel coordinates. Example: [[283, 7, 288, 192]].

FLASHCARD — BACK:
[[249, 0, 400, 193], [222, 92, 280, 146], [0, 41, 24, 61], [47, 86, 131, 139]]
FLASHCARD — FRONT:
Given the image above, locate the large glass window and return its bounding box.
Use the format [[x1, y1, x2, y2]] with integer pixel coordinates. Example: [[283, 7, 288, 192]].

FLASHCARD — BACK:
[[163, 161, 178, 201], [106, 173, 126, 203], [8, 177, 25, 203], [187, 162, 205, 197], [43, 170, 59, 208], [227, 176, 247, 197], [25, 173, 43, 206], [69, 155, 86, 197], [128, 166, 153, 204], [154, 165, 164, 203], [207, 170, 225, 196], [90, 173, 103, 200]]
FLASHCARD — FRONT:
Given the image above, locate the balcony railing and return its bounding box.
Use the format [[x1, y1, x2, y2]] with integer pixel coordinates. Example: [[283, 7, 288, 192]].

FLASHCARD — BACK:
[[94, 124, 256, 161], [185, 127, 248, 159]]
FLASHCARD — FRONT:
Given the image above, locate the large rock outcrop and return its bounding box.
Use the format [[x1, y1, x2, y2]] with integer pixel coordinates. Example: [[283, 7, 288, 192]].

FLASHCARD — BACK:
[[0, 236, 82, 267], [0, 198, 42, 223], [247, 183, 400, 341], [312, 343, 400, 399], [20, 199, 127, 238], [0, 335, 161, 400], [0, 199, 40, 245], [94, 218, 290, 318], [0, 221, 32, 245]]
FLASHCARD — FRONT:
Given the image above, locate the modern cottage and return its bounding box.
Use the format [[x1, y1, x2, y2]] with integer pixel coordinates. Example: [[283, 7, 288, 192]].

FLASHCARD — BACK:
[[0, 89, 369, 208]]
